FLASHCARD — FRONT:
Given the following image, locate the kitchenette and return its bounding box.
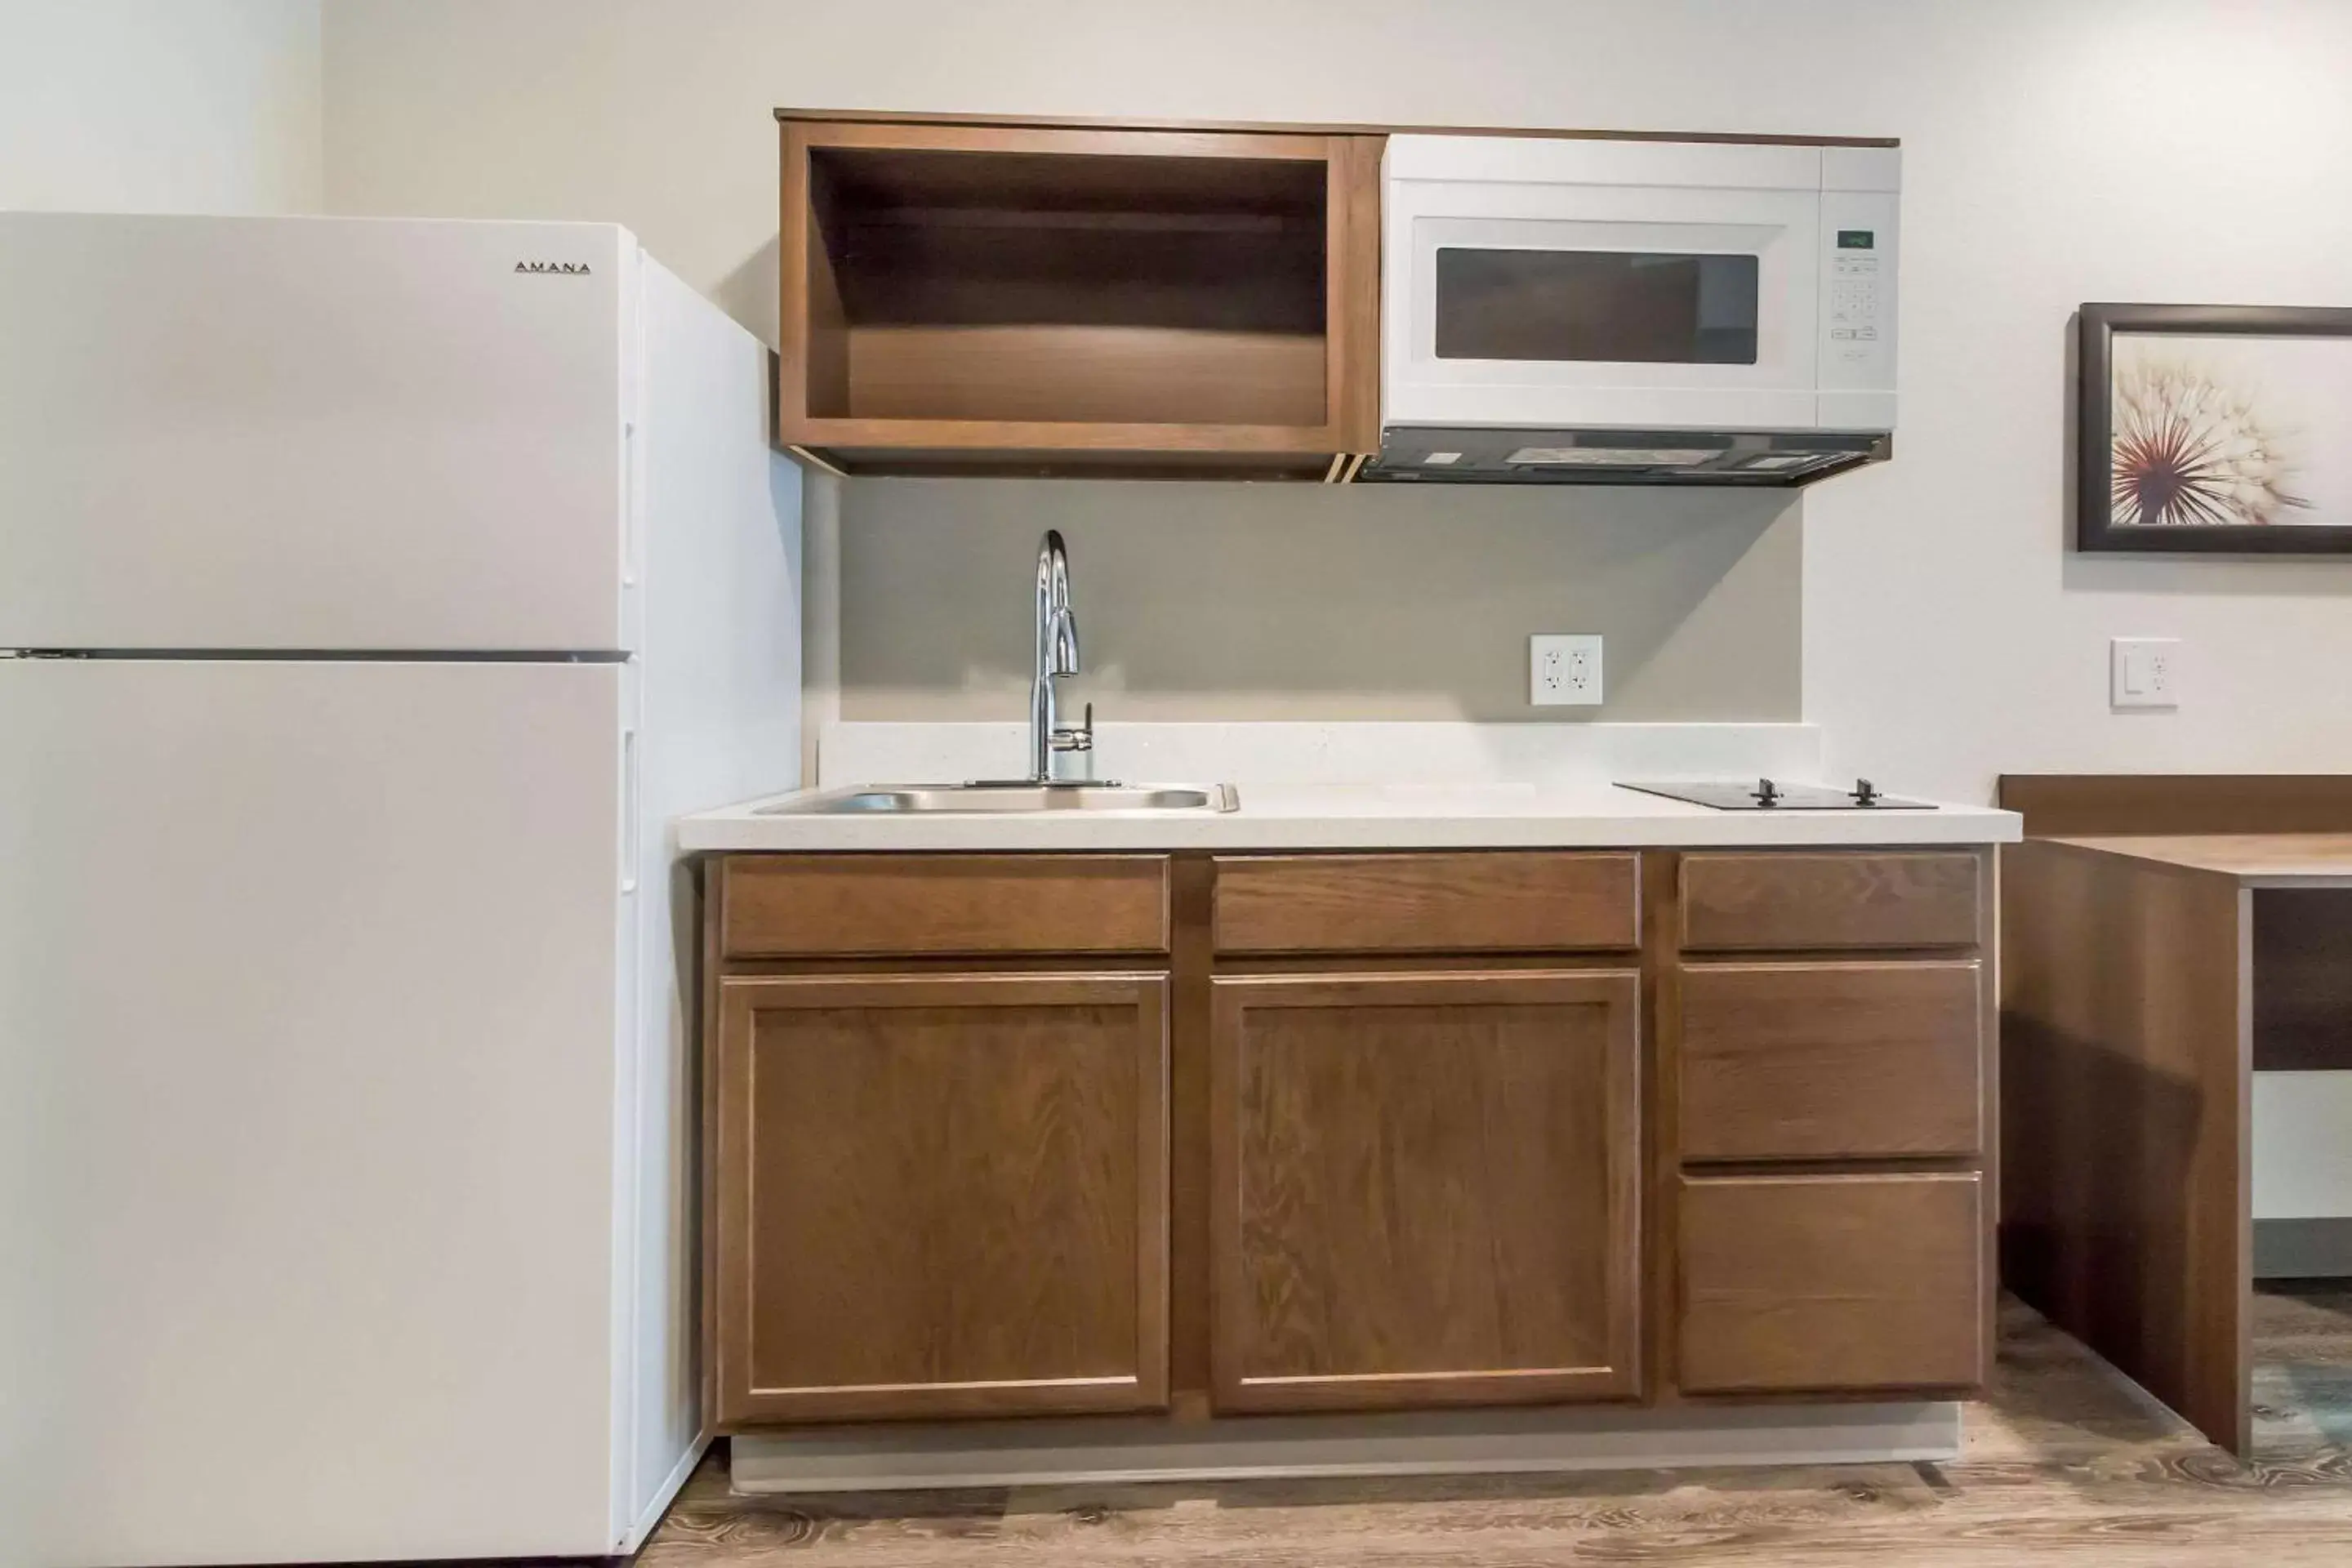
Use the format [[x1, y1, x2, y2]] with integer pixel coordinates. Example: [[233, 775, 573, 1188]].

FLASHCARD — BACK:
[[4, 93, 2021, 1565], [659, 105, 2018, 1494], [16, 7, 2352, 1565]]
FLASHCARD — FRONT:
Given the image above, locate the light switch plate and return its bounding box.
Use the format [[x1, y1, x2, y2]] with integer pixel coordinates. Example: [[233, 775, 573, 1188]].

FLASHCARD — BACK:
[[1531, 634, 1603, 706], [2111, 637, 2180, 710]]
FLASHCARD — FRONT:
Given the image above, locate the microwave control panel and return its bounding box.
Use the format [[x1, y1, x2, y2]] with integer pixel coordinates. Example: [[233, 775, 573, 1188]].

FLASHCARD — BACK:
[[1815, 173, 1898, 424], [1829, 252, 1883, 347]]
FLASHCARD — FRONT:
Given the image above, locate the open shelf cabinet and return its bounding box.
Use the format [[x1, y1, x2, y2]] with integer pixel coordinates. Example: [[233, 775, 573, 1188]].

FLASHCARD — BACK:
[[775, 116, 1382, 479]]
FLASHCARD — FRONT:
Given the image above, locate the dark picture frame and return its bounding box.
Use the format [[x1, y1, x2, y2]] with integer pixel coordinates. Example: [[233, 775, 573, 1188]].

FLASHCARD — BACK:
[[2078, 303, 2352, 554]]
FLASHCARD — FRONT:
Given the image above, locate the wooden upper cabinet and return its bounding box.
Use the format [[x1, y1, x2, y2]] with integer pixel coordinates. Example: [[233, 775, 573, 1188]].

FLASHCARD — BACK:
[[710, 971, 1169, 1425], [775, 114, 1383, 479], [1209, 970, 1642, 1414]]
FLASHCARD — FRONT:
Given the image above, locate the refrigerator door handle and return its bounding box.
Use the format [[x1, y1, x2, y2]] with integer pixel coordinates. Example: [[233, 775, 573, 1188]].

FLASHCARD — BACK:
[[622, 419, 640, 588], [620, 727, 640, 895]]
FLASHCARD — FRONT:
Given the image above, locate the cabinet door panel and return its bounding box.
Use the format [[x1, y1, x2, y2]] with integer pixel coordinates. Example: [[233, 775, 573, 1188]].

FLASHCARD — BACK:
[[714, 973, 1169, 1424], [1211, 971, 1641, 1413]]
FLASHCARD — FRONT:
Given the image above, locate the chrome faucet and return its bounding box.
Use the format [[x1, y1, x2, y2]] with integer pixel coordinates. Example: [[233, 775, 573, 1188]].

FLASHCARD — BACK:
[[1029, 529, 1094, 782]]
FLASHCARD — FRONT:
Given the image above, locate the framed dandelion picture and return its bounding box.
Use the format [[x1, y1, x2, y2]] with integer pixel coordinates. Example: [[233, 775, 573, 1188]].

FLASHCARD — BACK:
[[2079, 304, 2352, 553]]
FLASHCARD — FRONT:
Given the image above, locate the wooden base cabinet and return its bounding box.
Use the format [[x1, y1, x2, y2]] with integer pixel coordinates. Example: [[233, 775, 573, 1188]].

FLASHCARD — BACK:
[[710, 972, 1169, 1423], [702, 847, 1995, 1435], [1208, 971, 1642, 1413]]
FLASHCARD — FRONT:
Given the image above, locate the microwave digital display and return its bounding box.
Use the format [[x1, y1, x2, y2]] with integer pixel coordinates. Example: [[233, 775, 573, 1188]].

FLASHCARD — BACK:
[[1432, 247, 1760, 366]]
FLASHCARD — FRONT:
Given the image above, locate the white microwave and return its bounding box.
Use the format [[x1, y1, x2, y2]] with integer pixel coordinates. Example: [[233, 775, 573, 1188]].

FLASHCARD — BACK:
[[1365, 134, 1900, 487]]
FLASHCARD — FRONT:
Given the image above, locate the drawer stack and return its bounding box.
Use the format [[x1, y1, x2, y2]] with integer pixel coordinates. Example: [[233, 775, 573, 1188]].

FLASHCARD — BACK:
[[1665, 851, 1993, 1396]]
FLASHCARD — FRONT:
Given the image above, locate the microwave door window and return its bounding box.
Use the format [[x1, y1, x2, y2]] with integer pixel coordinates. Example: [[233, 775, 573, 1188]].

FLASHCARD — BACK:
[[1432, 248, 1761, 365]]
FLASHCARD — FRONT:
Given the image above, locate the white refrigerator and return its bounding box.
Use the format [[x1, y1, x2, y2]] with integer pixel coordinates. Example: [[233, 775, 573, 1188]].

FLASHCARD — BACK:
[[0, 213, 801, 1566]]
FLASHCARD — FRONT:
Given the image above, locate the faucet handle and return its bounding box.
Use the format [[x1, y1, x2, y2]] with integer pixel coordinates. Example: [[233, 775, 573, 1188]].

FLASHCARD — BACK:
[[1050, 702, 1095, 752]]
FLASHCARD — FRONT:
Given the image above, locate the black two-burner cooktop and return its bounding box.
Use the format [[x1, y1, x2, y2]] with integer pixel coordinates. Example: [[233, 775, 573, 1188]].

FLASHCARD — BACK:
[[1616, 778, 1935, 812]]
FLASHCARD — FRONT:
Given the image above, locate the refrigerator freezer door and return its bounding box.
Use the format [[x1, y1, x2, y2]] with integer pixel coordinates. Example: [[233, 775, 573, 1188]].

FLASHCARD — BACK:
[[0, 657, 630, 1564], [0, 214, 634, 653]]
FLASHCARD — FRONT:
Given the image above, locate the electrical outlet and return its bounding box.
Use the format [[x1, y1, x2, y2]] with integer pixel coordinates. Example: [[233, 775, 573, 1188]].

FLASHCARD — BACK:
[[1531, 634, 1604, 706], [2110, 637, 2180, 710]]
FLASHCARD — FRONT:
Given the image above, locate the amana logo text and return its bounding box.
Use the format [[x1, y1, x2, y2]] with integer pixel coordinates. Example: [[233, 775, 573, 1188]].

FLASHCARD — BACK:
[[515, 261, 592, 275]]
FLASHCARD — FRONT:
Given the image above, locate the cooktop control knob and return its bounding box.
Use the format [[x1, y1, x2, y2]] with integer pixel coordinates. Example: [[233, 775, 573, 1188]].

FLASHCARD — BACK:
[[1853, 777, 1881, 807]]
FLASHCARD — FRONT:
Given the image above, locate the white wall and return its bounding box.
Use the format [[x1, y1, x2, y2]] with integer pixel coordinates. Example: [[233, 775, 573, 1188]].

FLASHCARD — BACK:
[[322, 0, 2352, 799], [1, 0, 323, 213]]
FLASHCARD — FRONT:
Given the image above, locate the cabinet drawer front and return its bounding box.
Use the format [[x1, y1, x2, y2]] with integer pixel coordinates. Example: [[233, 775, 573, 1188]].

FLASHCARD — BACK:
[[720, 853, 1170, 957], [1680, 853, 1980, 951], [1210, 970, 1642, 1413], [1213, 853, 1639, 955], [1678, 1173, 1984, 1394], [1679, 961, 1984, 1161], [713, 972, 1170, 1423]]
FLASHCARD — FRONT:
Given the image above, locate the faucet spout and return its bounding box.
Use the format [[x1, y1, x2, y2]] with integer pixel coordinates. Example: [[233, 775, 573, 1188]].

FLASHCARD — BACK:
[[1030, 531, 1092, 782]]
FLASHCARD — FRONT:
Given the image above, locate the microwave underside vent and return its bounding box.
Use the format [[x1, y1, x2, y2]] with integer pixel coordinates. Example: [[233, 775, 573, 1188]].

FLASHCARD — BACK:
[[1360, 427, 1892, 486]]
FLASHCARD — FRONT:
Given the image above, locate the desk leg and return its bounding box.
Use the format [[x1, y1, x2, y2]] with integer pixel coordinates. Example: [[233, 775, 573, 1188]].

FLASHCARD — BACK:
[[2001, 842, 2252, 1455]]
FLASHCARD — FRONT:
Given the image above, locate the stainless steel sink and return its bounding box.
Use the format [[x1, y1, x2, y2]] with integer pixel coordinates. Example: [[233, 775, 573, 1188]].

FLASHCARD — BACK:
[[756, 782, 1240, 815]]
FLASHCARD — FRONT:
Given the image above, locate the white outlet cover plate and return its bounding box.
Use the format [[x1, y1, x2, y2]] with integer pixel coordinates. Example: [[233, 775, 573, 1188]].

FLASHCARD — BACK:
[[2110, 636, 2180, 710], [1531, 634, 1604, 707]]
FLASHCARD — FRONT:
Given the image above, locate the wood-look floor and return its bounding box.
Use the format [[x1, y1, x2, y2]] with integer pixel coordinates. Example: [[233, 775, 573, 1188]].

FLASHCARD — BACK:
[[641, 1287, 2352, 1566]]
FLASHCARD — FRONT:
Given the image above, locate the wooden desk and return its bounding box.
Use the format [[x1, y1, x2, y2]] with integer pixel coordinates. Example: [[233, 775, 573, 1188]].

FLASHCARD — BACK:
[[2046, 835, 2352, 884], [2000, 787, 2352, 1457]]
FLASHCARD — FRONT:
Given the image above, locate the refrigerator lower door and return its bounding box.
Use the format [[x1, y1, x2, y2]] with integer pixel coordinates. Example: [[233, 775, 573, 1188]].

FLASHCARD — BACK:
[[0, 657, 631, 1565], [0, 213, 634, 653]]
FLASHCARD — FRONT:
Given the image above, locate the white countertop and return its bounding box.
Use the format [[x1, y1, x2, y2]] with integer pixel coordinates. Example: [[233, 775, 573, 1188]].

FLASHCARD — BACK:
[[678, 782, 2020, 853]]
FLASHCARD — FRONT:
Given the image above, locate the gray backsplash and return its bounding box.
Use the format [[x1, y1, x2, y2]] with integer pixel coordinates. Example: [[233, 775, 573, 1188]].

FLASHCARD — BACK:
[[837, 478, 1802, 723]]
